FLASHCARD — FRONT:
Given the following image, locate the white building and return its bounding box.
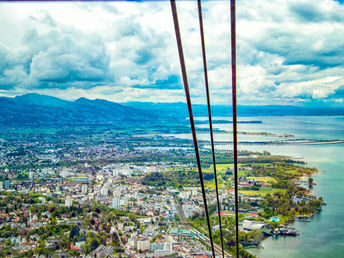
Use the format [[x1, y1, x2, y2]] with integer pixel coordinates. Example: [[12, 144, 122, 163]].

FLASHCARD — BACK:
[[241, 220, 266, 231], [155, 242, 173, 256], [145, 166, 159, 173], [179, 191, 191, 200], [183, 205, 201, 218], [60, 169, 69, 178], [28, 171, 33, 179], [65, 197, 73, 207], [137, 239, 150, 251], [0, 181, 3, 190], [38, 197, 46, 204], [112, 170, 120, 177], [112, 197, 120, 208], [96, 174, 104, 181], [112, 188, 120, 197], [128, 237, 136, 249], [100, 187, 108, 196], [192, 189, 198, 197], [81, 184, 88, 194]]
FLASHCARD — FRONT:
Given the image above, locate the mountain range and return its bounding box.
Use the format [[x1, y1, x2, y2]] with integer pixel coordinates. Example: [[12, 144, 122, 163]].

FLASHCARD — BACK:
[[0, 94, 156, 126], [0, 93, 343, 126], [125, 101, 344, 117]]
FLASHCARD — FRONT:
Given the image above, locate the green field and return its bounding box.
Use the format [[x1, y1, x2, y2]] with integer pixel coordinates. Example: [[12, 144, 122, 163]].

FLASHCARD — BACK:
[[246, 176, 277, 183], [212, 163, 234, 171], [239, 187, 286, 196]]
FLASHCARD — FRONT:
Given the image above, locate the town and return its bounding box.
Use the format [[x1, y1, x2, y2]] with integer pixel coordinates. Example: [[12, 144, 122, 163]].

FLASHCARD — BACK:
[[0, 127, 324, 257]]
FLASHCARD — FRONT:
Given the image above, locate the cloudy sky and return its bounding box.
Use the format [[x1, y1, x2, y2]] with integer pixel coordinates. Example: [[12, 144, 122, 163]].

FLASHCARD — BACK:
[[0, 0, 344, 106]]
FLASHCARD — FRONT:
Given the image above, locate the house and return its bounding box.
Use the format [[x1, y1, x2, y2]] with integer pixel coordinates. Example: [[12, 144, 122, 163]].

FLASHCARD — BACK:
[[137, 239, 150, 251], [86, 245, 114, 258], [292, 196, 311, 204], [241, 220, 267, 231], [269, 216, 281, 222]]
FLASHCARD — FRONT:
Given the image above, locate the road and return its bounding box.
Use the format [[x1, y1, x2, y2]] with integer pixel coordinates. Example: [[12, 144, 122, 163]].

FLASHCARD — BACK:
[[193, 227, 233, 258], [174, 195, 233, 257], [111, 222, 129, 256]]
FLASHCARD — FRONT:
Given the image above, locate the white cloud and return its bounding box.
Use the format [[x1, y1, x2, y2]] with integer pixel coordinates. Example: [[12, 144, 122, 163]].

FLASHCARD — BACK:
[[0, 0, 343, 105]]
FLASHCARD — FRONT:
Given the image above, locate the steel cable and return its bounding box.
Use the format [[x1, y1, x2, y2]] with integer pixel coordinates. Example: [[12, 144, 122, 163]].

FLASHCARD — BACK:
[[197, 0, 225, 257], [170, 0, 216, 257], [230, 0, 240, 257]]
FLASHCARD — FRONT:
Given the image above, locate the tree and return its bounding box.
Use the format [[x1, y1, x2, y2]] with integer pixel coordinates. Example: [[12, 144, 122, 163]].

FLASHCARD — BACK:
[[308, 178, 314, 185], [70, 226, 80, 239], [248, 230, 263, 241]]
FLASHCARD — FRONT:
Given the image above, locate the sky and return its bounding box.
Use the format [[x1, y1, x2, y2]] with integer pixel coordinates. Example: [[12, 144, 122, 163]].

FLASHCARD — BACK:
[[0, 0, 344, 106]]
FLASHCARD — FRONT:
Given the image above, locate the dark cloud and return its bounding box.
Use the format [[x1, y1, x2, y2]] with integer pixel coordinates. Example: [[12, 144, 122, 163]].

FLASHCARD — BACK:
[[252, 27, 344, 70], [290, 1, 344, 23], [290, 3, 324, 22], [0, 44, 27, 90], [0, 45, 8, 75], [134, 49, 154, 65], [283, 48, 344, 69], [0, 65, 27, 90], [333, 85, 344, 97]]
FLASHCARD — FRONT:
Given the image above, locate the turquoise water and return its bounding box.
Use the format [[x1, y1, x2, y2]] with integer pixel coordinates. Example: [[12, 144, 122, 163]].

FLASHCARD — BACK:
[[243, 143, 344, 258], [220, 117, 344, 257], [172, 116, 344, 257]]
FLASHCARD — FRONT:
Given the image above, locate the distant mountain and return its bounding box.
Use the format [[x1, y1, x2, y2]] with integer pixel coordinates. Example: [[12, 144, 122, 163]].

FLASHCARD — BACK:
[[1, 94, 343, 127], [0, 94, 157, 126], [15, 93, 70, 107], [125, 102, 344, 118]]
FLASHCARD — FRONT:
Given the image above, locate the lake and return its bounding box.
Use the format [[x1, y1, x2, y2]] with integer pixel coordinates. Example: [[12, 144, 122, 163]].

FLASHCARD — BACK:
[[166, 116, 344, 257]]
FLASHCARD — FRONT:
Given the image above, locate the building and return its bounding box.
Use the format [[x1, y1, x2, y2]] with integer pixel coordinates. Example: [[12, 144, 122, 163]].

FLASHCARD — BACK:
[[170, 229, 205, 239], [0, 181, 3, 190], [38, 197, 46, 204], [179, 191, 191, 200], [87, 245, 113, 258], [81, 184, 88, 194], [156, 242, 173, 256], [112, 170, 119, 177], [112, 197, 120, 208], [28, 171, 33, 179], [128, 237, 137, 249], [100, 187, 108, 196], [60, 169, 69, 178], [5, 180, 10, 190], [183, 205, 201, 218], [65, 197, 73, 207], [137, 239, 150, 251], [150, 242, 173, 255], [241, 220, 267, 231], [145, 166, 158, 173]]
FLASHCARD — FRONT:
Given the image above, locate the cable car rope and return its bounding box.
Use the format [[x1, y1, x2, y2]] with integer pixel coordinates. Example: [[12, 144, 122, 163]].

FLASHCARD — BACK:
[[197, 0, 225, 257], [170, 0, 215, 257], [230, 0, 240, 257]]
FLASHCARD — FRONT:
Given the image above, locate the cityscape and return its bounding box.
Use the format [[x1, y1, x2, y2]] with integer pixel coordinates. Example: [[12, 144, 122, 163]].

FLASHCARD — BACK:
[[1, 0, 344, 257], [0, 119, 324, 257]]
